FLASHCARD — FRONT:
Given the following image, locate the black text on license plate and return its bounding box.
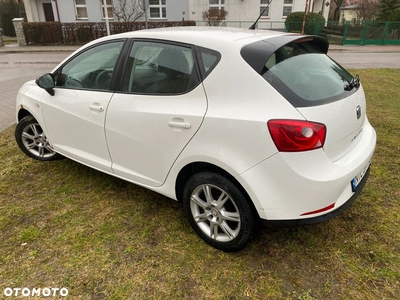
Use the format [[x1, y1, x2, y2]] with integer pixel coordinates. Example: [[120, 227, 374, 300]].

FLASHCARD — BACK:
[[351, 161, 370, 192]]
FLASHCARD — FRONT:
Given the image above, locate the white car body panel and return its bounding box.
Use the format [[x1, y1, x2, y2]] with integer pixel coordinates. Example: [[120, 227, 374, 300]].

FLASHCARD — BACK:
[[16, 80, 46, 127], [105, 84, 208, 187], [40, 89, 114, 172], [170, 51, 305, 174], [238, 116, 375, 219], [297, 85, 368, 162]]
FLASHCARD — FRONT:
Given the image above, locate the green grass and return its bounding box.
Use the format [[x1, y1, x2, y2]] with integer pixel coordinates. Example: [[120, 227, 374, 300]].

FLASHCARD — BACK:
[[1, 36, 17, 45], [0, 69, 399, 299]]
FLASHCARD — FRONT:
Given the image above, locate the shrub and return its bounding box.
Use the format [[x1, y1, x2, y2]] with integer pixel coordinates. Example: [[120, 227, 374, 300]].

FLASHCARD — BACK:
[[202, 9, 228, 26], [285, 12, 326, 35], [23, 22, 63, 44], [23, 20, 196, 45]]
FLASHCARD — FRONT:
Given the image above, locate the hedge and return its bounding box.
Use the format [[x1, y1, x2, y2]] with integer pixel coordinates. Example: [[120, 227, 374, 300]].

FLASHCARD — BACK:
[[23, 20, 196, 45], [285, 12, 325, 35]]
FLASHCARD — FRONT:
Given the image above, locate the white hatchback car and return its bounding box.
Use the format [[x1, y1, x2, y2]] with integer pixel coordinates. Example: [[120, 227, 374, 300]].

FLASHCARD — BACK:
[[15, 27, 376, 251]]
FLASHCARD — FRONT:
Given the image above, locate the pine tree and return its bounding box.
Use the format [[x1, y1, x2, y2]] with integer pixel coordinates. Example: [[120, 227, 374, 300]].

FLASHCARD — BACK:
[[377, 0, 400, 20]]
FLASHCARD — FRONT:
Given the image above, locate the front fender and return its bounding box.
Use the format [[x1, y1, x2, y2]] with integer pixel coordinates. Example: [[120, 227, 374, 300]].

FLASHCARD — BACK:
[[16, 80, 47, 131]]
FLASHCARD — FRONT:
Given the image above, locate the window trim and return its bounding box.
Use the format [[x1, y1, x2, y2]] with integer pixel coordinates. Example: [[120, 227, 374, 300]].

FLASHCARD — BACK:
[[260, 1, 270, 19], [117, 38, 203, 96], [194, 46, 221, 81], [53, 39, 129, 93], [75, 0, 88, 20], [209, 0, 225, 10], [282, 0, 293, 18], [149, 0, 167, 20], [100, 0, 114, 20]]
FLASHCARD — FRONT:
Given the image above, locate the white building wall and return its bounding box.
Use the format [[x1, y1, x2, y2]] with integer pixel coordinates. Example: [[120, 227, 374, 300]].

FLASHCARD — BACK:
[[189, 0, 329, 27], [23, 0, 41, 22], [23, 0, 329, 26], [166, 0, 190, 21]]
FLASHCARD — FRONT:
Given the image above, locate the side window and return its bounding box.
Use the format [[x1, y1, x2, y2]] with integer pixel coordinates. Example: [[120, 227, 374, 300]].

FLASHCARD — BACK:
[[56, 41, 124, 91], [122, 41, 199, 94], [198, 47, 220, 78]]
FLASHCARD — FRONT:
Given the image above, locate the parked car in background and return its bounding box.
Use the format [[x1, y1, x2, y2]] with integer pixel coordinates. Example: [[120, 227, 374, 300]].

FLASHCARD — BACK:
[[15, 27, 376, 251]]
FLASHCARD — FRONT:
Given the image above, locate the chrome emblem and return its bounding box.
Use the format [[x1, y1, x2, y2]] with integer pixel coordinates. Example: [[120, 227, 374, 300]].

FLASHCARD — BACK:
[[356, 105, 361, 119]]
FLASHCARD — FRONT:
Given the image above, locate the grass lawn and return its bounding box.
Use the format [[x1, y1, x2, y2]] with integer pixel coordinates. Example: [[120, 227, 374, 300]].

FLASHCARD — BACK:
[[1, 36, 17, 45], [0, 69, 399, 299]]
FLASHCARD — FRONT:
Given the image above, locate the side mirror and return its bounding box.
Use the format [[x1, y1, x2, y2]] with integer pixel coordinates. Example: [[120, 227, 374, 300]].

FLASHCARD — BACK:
[[36, 73, 55, 96]]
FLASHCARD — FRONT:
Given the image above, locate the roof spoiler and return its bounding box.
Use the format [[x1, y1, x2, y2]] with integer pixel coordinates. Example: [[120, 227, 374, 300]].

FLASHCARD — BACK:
[[249, 0, 273, 30]]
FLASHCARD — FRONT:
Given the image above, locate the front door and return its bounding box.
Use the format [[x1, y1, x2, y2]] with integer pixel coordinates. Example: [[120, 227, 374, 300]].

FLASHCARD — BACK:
[[43, 3, 55, 21], [41, 41, 125, 172]]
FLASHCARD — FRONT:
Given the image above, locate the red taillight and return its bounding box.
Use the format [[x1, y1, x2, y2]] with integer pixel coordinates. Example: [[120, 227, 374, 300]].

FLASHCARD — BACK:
[[267, 120, 326, 152]]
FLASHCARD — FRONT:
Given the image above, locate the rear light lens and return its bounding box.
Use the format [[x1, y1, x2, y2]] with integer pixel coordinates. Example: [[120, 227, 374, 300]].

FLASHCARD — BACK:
[[268, 120, 326, 152]]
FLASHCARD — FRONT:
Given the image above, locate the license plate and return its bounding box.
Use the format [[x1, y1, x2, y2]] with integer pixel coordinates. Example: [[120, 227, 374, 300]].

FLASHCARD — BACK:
[[351, 161, 370, 192]]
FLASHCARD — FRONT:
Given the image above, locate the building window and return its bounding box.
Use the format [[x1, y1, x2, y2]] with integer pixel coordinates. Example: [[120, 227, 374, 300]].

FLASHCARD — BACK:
[[100, 0, 113, 19], [283, 0, 293, 17], [149, 0, 166, 19], [209, 0, 225, 10], [260, 0, 270, 17], [75, 0, 88, 19]]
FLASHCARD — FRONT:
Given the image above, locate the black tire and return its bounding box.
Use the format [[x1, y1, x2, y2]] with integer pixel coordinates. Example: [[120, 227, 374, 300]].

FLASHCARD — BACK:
[[15, 115, 62, 161], [183, 172, 256, 252]]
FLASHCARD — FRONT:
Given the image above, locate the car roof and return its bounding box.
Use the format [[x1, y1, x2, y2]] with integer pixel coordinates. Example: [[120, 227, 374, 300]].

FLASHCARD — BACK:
[[88, 26, 294, 51]]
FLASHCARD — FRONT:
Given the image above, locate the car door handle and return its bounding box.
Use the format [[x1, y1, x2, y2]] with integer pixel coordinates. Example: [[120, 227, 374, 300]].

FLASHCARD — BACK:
[[168, 120, 191, 129], [89, 103, 104, 112]]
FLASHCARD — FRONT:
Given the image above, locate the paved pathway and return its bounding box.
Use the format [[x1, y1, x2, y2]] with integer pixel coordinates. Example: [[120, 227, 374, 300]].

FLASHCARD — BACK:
[[0, 75, 33, 133], [0, 61, 59, 133]]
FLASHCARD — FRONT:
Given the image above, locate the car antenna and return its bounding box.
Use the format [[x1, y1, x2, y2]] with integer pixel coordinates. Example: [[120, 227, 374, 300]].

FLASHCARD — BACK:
[[249, 0, 273, 30]]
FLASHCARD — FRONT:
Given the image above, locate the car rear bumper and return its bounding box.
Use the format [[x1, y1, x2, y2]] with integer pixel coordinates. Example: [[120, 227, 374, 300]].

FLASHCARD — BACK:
[[237, 117, 376, 222], [262, 167, 370, 227]]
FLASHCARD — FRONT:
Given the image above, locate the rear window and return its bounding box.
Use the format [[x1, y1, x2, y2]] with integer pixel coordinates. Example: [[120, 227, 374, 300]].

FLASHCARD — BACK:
[[241, 37, 357, 107]]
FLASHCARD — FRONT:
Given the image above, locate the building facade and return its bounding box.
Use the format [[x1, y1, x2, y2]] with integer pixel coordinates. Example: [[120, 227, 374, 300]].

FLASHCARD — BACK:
[[23, 0, 330, 25]]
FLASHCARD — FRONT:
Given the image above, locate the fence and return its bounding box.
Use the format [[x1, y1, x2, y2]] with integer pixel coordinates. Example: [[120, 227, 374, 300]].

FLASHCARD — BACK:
[[196, 20, 286, 31], [197, 20, 400, 46], [343, 21, 400, 45], [196, 21, 324, 35]]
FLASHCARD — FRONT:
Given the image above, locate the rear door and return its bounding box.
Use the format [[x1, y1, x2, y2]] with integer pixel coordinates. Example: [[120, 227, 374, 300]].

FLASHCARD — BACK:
[[105, 41, 208, 187]]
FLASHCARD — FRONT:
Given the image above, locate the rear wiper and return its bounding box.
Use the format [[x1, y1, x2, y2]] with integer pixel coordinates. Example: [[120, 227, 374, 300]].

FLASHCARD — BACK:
[[345, 75, 360, 91]]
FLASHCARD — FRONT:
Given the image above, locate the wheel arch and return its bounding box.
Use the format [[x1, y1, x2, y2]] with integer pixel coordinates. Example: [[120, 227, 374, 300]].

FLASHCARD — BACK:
[[175, 162, 260, 219], [17, 108, 34, 122]]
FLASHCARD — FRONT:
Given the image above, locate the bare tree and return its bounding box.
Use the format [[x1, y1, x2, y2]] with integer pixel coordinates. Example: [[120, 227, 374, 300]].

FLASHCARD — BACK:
[[202, 9, 228, 26], [356, 0, 379, 22], [331, 0, 345, 21], [113, 0, 145, 22]]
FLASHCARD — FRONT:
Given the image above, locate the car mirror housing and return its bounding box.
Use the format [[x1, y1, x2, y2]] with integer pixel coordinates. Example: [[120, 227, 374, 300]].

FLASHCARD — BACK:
[[36, 73, 55, 96]]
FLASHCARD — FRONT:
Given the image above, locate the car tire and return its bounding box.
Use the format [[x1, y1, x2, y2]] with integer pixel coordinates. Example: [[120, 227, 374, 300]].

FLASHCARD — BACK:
[[183, 172, 256, 252], [15, 115, 62, 161]]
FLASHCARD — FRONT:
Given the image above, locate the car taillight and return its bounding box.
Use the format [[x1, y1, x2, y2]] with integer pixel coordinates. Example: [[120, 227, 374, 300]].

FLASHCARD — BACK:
[[267, 120, 326, 152]]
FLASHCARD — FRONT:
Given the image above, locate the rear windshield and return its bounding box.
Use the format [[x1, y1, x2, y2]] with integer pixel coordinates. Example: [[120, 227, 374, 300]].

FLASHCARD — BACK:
[[241, 38, 357, 107]]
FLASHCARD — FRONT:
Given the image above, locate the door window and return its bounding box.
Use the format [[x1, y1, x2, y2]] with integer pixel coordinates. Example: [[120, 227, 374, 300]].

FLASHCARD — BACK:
[[198, 47, 220, 77], [55, 41, 124, 91], [122, 41, 199, 94]]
